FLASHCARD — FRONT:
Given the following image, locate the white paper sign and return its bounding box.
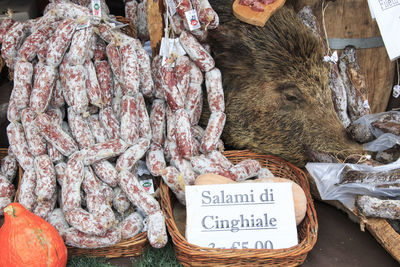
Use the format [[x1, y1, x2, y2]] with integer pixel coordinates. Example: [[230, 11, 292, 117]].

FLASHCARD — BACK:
[[159, 37, 186, 66], [367, 0, 400, 60], [185, 183, 298, 250]]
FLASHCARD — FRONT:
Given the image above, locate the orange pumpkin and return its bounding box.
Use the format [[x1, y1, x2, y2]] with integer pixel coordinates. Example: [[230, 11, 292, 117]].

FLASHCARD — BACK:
[[0, 203, 67, 267]]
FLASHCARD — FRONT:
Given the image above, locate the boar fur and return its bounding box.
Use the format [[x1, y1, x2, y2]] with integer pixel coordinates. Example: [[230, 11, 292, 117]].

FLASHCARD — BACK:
[[205, 0, 362, 167]]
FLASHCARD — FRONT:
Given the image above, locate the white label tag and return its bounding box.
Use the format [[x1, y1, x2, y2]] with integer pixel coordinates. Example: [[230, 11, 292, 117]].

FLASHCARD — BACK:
[[367, 0, 400, 60], [185, 183, 298, 250], [76, 19, 91, 30], [139, 178, 155, 194], [185, 9, 201, 31], [393, 85, 400, 98], [92, 0, 102, 22], [166, 0, 177, 16], [159, 37, 186, 66]]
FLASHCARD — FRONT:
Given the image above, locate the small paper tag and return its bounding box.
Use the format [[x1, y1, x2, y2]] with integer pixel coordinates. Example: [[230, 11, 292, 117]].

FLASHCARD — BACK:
[[185, 9, 201, 31], [363, 99, 371, 109], [166, 0, 177, 16], [159, 37, 186, 66], [76, 19, 91, 30], [323, 51, 338, 64], [92, 0, 102, 22], [393, 85, 400, 98], [140, 178, 155, 194], [106, 18, 128, 29]]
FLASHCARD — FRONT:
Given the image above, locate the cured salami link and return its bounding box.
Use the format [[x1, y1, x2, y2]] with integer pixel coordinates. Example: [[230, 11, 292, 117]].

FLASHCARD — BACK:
[[169, 14, 185, 35], [229, 159, 261, 181], [68, 107, 96, 149], [84, 191, 116, 230], [112, 82, 123, 117], [200, 112, 226, 153], [18, 170, 37, 211], [257, 167, 275, 179], [174, 108, 194, 159], [85, 60, 103, 108], [113, 187, 131, 215], [48, 208, 70, 238], [166, 106, 176, 140], [18, 22, 56, 62], [99, 107, 121, 140], [62, 157, 84, 211], [161, 166, 186, 205], [0, 175, 15, 199], [120, 41, 140, 96], [339, 46, 370, 121], [65, 64, 89, 114], [78, 139, 129, 166], [116, 138, 150, 172], [134, 39, 154, 98], [191, 125, 204, 141], [64, 207, 111, 236], [119, 212, 143, 239], [64, 227, 121, 249], [190, 154, 236, 179], [167, 139, 197, 185], [33, 190, 57, 220], [147, 210, 168, 248], [0, 17, 14, 43], [174, 56, 191, 101], [1, 21, 28, 68], [95, 60, 114, 107], [185, 83, 203, 125], [150, 99, 166, 145], [151, 55, 165, 99], [161, 65, 184, 111], [50, 79, 66, 108], [125, 0, 138, 25], [0, 154, 17, 182], [106, 43, 122, 81], [120, 95, 140, 145], [21, 108, 47, 157], [51, 2, 91, 20], [46, 19, 77, 67], [37, 39, 50, 62], [34, 154, 57, 202], [81, 166, 101, 195], [93, 37, 107, 61], [207, 150, 233, 170], [6, 122, 34, 171], [136, 0, 150, 41], [205, 68, 225, 113], [179, 31, 215, 72], [118, 170, 160, 215], [55, 162, 67, 186], [88, 114, 109, 143], [96, 24, 114, 44], [191, 0, 219, 29], [173, 0, 192, 20], [329, 63, 351, 128], [35, 113, 78, 157], [30, 64, 58, 114], [146, 143, 166, 177], [68, 26, 93, 66], [7, 96, 21, 122], [92, 160, 118, 188], [48, 143, 66, 164], [136, 93, 152, 140], [11, 60, 33, 112]]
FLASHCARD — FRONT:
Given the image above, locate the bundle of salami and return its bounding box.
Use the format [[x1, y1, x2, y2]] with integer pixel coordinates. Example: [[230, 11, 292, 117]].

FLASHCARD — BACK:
[[0, 0, 265, 249]]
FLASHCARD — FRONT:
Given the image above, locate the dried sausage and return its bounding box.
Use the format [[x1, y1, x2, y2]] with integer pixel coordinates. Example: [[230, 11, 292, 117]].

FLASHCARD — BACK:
[[78, 139, 129, 166], [174, 108, 193, 159], [120, 41, 140, 96], [200, 112, 226, 153], [146, 143, 166, 177], [30, 64, 58, 114], [95, 60, 114, 107], [185, 83, 203, 125], [116, 138, 150, 172], [6, 122, 34, 171], [18, 170, 37, 211], [150, 99, 166, 145], [120, 95, 139, 145], [21, 108, 47, 157], [205, 68, 225, 113], [34, 154, 57, 202], [161, 166, 186, 205], [99, 107, 121, 140]]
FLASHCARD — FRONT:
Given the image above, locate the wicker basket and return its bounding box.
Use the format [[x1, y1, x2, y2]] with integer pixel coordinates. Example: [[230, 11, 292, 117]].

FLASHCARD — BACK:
[[15, 164, 149, 258], [160, 150, 318, 267]]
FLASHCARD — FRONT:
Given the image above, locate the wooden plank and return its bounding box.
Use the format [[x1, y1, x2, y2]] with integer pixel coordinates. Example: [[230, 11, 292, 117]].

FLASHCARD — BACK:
[[295, 0, 395, 113], [232, 0, 286, 27], [147, 0, 164, 57]]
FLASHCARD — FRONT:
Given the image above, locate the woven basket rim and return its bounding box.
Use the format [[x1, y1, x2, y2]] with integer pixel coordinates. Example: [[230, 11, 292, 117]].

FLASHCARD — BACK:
[[160, 150, 318, 265]]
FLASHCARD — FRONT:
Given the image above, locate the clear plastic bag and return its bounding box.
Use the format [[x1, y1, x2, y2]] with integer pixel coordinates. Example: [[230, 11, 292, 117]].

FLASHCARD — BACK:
[[305, 159, 400, 210]]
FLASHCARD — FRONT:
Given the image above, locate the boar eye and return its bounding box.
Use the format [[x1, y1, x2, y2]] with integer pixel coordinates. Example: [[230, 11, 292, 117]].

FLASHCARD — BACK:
[[285, 95, 298, 102]]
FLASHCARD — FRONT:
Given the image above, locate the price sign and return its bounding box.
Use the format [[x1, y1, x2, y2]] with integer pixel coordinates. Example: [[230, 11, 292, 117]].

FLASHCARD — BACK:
[[185, 183, 298, 249]]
